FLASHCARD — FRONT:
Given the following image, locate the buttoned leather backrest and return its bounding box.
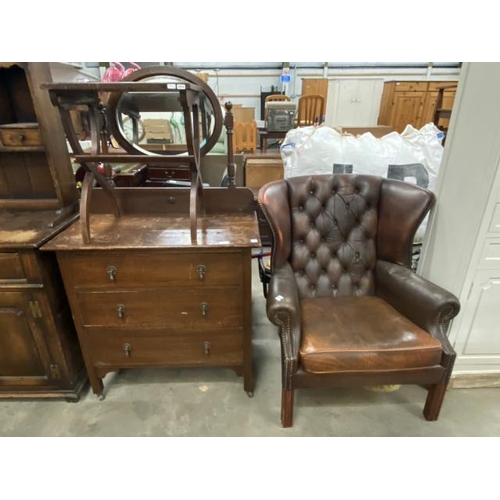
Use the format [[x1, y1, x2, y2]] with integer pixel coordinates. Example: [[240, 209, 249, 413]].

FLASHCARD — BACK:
[[287, 174, 382, 299], [259, 174, 436, 301]]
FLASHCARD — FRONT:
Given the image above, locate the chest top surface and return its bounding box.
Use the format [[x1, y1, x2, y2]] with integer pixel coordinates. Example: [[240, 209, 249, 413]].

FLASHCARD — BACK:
[[41, 213, 261, 251]]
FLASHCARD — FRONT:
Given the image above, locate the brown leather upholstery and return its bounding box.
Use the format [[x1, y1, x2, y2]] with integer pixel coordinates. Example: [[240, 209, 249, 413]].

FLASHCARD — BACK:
[[287, 174, 381, 299], [300, 296, 442, 373], [377, 179, 435, 267], [258, 174, 460, 427]]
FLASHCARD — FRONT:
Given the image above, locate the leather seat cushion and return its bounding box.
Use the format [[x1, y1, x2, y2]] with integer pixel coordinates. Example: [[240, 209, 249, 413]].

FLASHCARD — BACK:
[[300, 296, 442, 373]]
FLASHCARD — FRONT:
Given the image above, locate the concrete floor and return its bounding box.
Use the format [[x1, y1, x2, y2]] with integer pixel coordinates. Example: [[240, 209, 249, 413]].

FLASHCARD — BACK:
[[1, 259, 499, 437]]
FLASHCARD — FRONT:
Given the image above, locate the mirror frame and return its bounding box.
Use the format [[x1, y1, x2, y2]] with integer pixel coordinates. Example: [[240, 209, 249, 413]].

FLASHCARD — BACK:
[[106, 66, 223, 156]]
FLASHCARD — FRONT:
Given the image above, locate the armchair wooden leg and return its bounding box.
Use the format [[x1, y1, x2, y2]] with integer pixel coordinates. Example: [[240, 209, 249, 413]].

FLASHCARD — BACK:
[[423, 382, 448, 421], [281, 389, 295, 428]]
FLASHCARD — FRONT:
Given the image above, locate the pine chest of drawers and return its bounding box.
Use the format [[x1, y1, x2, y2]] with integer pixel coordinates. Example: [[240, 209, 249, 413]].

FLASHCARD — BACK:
[[44, 213, 259, 398]]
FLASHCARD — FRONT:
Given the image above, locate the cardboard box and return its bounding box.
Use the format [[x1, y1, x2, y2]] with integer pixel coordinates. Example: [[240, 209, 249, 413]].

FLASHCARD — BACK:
[[144, 119, 173, 143], [245, 158, 283, 190], [335, 126, 394, 138]]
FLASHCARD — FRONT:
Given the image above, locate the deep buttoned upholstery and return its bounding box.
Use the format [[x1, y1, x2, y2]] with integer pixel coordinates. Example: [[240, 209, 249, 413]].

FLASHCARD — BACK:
[[259, 174, 460, 428]]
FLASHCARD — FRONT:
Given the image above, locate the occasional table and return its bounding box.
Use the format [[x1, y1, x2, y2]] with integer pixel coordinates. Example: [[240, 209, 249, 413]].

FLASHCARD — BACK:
[[258, 127, 288, 152]]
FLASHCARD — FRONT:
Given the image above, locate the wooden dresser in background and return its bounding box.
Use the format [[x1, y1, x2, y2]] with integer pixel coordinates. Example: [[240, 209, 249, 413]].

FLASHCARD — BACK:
[[301, 78, 329, 102], [378, 81, 458, 133], [0, 62, 86, 400]]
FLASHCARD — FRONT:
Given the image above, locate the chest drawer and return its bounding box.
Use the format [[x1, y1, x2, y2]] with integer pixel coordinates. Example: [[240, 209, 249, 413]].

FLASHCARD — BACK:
[[60, 251, 243, 288], [393, 81, 428, 92], [0, 251, 42, 283], [0, 253, 26, 281], [76, 287, 242, 328], [148, 167, 191, 181], [86, 329, 243, 367], [0, 124, 43, 148]]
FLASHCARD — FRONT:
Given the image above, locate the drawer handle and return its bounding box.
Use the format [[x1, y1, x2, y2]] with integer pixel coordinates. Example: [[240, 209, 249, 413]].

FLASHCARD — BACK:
[[18, 134, 26, 143], [201, 302, 209, 317], [203, 341, 211, 356], [107, 266, 117, 281], [196, 264, 206, 280], [116, 304, 125, 319], [123, 343, 132, 357]]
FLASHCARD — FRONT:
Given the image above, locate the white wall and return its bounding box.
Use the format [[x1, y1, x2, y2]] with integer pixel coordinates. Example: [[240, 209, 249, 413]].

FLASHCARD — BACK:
[[49, 62, 100, 82]]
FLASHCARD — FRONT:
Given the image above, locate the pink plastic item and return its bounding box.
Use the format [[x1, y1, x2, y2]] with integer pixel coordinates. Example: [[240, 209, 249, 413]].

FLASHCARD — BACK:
[[122, 62, 141, 79], [101, 62, 125, 82], [101, 62, 141, 82]]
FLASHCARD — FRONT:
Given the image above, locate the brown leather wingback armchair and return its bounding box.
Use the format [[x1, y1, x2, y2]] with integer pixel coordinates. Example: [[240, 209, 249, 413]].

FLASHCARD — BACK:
[[258, 174, 460, 427]]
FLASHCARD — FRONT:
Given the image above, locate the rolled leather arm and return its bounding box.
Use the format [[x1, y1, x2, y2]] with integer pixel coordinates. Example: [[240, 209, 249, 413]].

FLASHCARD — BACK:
[[266, 263, 302, 370], [375, 260, 460, 352]]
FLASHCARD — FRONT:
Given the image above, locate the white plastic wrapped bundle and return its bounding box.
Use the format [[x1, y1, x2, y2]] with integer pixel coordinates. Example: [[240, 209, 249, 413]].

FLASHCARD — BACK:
[[280, 123, 443, 190]]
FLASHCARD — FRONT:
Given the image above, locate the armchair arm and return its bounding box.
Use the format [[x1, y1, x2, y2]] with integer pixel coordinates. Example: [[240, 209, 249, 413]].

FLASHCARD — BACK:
[[375, 260, 460, 353], [266, 263, 301, 383]]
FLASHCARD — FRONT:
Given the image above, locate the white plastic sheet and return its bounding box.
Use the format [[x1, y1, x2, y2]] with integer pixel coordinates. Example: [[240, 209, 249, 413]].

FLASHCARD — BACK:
[[280, 123, 444, 191]]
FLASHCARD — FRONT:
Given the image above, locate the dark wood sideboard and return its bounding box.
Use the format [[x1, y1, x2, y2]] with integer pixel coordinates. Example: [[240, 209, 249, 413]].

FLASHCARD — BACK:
[[0, 62, 86, 400]]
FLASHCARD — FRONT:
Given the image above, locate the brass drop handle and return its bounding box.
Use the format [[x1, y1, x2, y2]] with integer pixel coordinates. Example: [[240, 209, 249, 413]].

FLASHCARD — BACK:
[[116, 304, 125, 319], [18, 134, 26, 143], [123, 343, 132, 357], [107, 266, 117, 281], [203, 341, 211, 356], [201, 302, 209, 317], [196, 264, 206, 281]]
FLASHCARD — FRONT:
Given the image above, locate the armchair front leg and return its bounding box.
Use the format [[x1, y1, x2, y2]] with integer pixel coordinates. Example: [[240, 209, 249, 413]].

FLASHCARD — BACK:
[[266, 263, 302, 427], [375, 260, 460, 421]]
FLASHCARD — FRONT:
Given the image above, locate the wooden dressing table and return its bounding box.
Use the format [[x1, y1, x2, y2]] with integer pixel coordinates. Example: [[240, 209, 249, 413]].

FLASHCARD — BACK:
[[42, 67, 260, 399]]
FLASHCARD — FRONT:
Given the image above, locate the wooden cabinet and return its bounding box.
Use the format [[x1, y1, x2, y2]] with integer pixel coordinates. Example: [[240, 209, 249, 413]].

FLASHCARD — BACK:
[[0, 291, 49, 380], [0, 63, 79, 208], [0, 247, 85, 399], [0, 63, 86, 400], [45, 213, 258, 399], [301, 78, 329, 101], [301, 78, 328, 117], [378, 81, 458, 133], [391, 90, 427, 133], [424, 83, 457, 130]]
